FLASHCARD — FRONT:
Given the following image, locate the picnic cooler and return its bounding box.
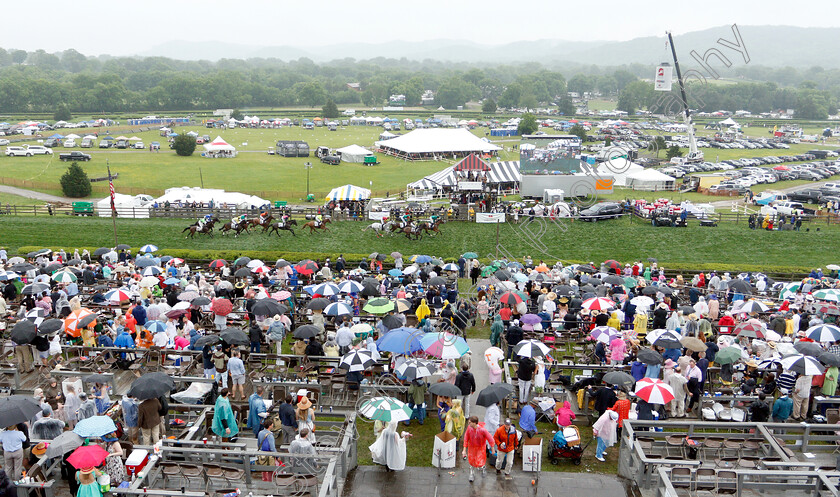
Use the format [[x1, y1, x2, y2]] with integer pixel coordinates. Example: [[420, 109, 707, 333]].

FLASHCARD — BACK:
[[125, 449, 149, 477], [432, 431, 456, 468], [522, 436, 543, 472], [563, 426, 581, 447]]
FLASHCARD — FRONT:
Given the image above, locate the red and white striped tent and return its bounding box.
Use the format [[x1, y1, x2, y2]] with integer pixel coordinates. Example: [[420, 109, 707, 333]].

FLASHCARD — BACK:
[[453, 153, 490, 172]]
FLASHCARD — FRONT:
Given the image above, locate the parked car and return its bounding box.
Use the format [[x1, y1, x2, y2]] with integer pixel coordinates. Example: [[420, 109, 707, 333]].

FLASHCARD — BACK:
[[134, 141, 145, 149], [59, 151, 92, 161], [63, 139, 76, 148], [320, 155, 340, 165], [26, 145, 53, 155], [579, 202, 624, 221], [788, 189, 824, 203], [0, 139, 11, 146], [5, 146, 32, 157], [99, 140, 113, 148]]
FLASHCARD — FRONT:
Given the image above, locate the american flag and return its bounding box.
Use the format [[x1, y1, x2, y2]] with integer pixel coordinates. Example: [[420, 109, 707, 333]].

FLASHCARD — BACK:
[[109, 174, 116, 212]]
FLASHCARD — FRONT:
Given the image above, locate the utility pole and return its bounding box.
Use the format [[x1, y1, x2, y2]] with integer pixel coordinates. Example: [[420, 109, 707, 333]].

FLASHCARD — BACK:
[[199, 166, 205, 188], [305, 162, 312, 199]]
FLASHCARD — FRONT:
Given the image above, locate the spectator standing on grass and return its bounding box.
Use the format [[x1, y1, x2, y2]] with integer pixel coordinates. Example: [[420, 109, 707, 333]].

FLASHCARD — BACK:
[[455, 362, 476, 418]]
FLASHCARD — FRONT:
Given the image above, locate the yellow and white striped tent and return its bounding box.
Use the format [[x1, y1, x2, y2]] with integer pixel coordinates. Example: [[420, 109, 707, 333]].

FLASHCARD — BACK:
[[326, 184, 371, 201]]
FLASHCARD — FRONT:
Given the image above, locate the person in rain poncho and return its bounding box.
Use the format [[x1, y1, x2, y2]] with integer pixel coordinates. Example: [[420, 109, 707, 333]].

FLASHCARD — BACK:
[[606, 311, 621, 331], [592, 409, 619, 462], [445, 398, 466, 451], [666, 311, 681, 332], [694, 297, 709, 317], [489, 315, 504, 348], [211, 388, 239, 440], [415, 299, 431, 322], [369, 421, 408, 471], [462, 415, 495, 482], [554, 400, 576, 428]]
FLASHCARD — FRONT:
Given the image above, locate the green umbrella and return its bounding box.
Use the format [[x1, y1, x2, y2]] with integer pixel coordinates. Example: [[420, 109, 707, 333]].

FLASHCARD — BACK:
[[430, 258, 443, 266], [52, 270, 77, 283], [714, 346, 743, 365], [481, 266, 496, 277], [363, 298, 395, 314], [233, 256, 251, 266], [462, 252, 478, 259], [623, 277, 637, 288], [359, 397, 412, 422]]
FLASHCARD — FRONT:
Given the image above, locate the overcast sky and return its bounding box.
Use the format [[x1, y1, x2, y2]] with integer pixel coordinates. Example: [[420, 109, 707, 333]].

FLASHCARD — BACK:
[[3, 0, 839, 56]]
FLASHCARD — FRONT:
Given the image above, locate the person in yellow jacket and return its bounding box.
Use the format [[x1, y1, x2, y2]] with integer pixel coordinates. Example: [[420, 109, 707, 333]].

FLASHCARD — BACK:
[[633, 312, 648, 338], [606, 311, 621, 331], [415, 299, 431, 322]]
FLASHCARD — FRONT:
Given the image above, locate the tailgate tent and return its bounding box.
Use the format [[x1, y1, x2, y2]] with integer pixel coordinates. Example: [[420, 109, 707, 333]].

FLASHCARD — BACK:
[[203, 136, 236, 155], [326, 184, 371, 201], [625, 168, 677, 191], [335, 144, 374, 163], [376, 128, 501, 160]]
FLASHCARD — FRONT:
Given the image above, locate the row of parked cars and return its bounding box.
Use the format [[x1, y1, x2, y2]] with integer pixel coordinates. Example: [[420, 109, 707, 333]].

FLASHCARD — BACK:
[[709, 160, 840, 193]]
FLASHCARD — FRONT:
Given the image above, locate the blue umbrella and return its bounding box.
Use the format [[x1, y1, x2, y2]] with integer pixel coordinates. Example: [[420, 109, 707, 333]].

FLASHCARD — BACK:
[[338, 280, 364, 294], [412, 255, 433, 264], [512, 273, 529, 283], [163, 277, 180, 285], [139, 244, 159, 253], [388, 269, 403, 277], [145, 320, 167, 334], [73, 416, 118, 438], [324, 302, 352, 316], [376, 327, 424, 354], [310, 282, 340, 296]]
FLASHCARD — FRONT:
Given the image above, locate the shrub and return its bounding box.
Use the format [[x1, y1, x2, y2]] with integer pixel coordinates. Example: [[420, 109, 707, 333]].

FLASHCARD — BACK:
[[59, 162, 91, 197]]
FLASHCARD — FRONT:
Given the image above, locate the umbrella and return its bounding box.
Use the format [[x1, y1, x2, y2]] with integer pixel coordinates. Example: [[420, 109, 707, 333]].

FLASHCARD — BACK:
[[209, 259, 227, 269], [678, 306, 695, 315], [603, 371, 636, 389], [428, 382, 462, 398], [634, 378, 675, 404], [82, 374, 112, 384], [234, 256, 251, 266], [45, 431, 84, 458], [818, 352, 840, 367], [421, 332, 470, 359], [393, 299, 412, 313], [64, 308, 95, 337], [381, 314, 402, 330], [234, 267, 251, 278], [462, 252, 478, 259], [390, 252, 403, 259], [10, 320, 37, 344], [388, 269, 403, 277], [681, 336, 707, 352], [210, 298, 233, 316], [73, 416, 118, 438], [306, 298, 330, 311], [441, 263, 459, 272], [641, 286, 660, 296], [630, 296, 654, 308], [294, 260, 319, 275], [782, 354, 825, 375], [127, 372, 176, 400], [79, 313, 100, 328], [139, 244, 158, 253], [411, 255, 433, 264], [807, 324, 840, 343], [144, 320, 167, 334], [177, 291, 199, 302], [637, 348, 663, 365], [714, 346, 743, 365], [603, 275, 624, 285], [252, 299, 284, 316], [476, 383, 515, 407], [22, 283, 49, 295], [498, 292, 523, 306], [359, 397, 412, 423], [735, 322, 765, 339], [337, 280, 364, 294], [590, 326, 619, 344], [395, 359, 436, 380], [246, 259, 265, 269], [758, 358, 783, 370], [652, 330, 683, 349], [133, 258, 157, 268], [52, 270, 77, 283], [483, 347, 505, 365], [192, 296, 211, 306], [351, 323, 374, 337], [376, 327, 423, 354], [0, 395, 42, 426], [740, 300, 769, 313], [67, 445, 110, 469], [221, 328, 249, 345], [816, 304, 840, 316], [39, 318, 63, 335], [728, 279, 752, 295], [364, 298, 395, 314], [513, 339, 551, 358], [494, 270, 512, 282], [427, 276, 447, 286], [93, 247, 110, 257], [794, 341, 824, 357], [582, 297, 615, 311], [103, 289, 131, 304], [194, 335, 222, 348], [139, 276, 160, 288], [338, 349, 375, 372], [324, 302, 352, 316], [293, 325, 321, 339], [521, 314, 542, 325], [311, 283, 341, 296]]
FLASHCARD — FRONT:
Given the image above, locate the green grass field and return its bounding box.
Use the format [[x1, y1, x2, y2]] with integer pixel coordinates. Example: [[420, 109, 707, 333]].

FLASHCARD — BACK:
[[2, 216, 838, 270]]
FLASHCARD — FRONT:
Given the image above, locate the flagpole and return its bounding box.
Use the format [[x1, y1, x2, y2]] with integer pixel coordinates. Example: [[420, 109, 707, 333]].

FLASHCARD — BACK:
[[107, 162, 118, 246]]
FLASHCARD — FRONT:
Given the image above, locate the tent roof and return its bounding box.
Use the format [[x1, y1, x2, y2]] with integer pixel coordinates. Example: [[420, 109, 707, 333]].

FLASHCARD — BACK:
[[626, 168, 675, 181], [326, 184, 371, 201], [408, 161, 520, 190], [719, 117, 739, 126], [453, 154, 490, 172], [376, 128, 501, 155], [155, 187, 266, 206], [335, 144, 372, 155]]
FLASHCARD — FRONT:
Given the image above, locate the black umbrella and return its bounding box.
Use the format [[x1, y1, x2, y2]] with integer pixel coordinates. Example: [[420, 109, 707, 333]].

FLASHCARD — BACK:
[[795, 341, 824, 357], [428, 382, 461, 398], [375, 254, 388, 261], [381, 314, 402, 330], [39, 318, 64, 335], [603, 275, 625, 285], [22, 283, 49, 295], [0, 395, 42, 426], [234, 257, 252, 266], [652, 334, 682, 349], [493, 270, 512, 281], [82, 374, 112, 384], [194, 335, 222, 348], [293, 325, 320, 339], [43, 262, 64, 274], [641, 286, 660, 296], [637, 348, 663, 365], [603, 371, 636, 389], [45, 431, 84, 458], [580, 283, 597, 293], [307, 298, 330, 311], [220, 328, 249, 346], [428, 276, 447, 286], [252, 299, 284, 316], [577, 265, 596, 274], [361, 283, 379, 297], [275, 260, 291, 268], [159, 256, 173, 264], [728, 279, 752, 294], [78, 313, 98, 328], [66, 258, 83, 266], [127, 372, 176, 400], [234, 267, 252, 278], [819, 352, 840, 367], [93, 247, 110, 257], [554, 285, 576, 296], [10, 320, 37, 344], [476, 383, 515, 407], [10, 263, 35, 273], [115, 244, 131, 251], [134, 258, 157, 268], [192, 296, 211, 306]]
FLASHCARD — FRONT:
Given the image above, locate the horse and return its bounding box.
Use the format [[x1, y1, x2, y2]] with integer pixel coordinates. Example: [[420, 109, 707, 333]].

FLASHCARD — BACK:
[[182, 218, 219, 238], [220, 221, 251, 237], [362, 222, 389, 238], [250, 215, 275, 232], [418, 218, 444, 236], [398, 225, 422, 240], [302, 217, 331, 234], [267, 219, 298, 237]]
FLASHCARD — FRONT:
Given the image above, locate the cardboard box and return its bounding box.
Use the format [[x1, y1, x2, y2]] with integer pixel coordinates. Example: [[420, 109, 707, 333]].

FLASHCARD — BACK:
[[522, 436, 542, 472], [432, 431, 457, 468]]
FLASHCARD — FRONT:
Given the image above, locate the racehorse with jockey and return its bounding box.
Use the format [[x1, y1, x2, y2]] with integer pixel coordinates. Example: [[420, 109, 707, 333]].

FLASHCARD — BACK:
[[257, 210, 270, 225], [197, 214, 213, 231], [231, 214, 247, 230]]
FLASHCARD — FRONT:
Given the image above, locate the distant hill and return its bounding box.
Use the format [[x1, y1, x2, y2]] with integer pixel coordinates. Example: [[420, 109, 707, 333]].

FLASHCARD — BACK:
[[137, 26, 840, 67]]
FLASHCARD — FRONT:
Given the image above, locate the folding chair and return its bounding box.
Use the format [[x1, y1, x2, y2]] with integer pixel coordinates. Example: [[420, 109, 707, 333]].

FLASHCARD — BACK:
[[202, 463, 225, 491], [665, 435, 686, 459], [179, 464, 204, 490], [694, 468, 717, 496], [295, 474, 319, 497], [221, 465, 245, 487], [669, 467, 693, 496], [716, 470, 738, 495]]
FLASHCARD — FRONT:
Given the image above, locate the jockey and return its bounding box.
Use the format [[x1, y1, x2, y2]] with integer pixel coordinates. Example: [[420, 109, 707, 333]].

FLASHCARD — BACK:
[[399, 212, 410, 228], [259, 211, 269, 225], [281, 213, 289, 225], [315, 214, 323, 227], [232, 214, 246, 229], [198, 214, 212, 230]]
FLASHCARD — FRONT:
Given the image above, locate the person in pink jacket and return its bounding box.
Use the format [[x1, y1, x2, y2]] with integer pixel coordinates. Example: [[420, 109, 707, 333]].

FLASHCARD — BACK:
[[554, 400, 576, 428], [609, 337, 626, 365]]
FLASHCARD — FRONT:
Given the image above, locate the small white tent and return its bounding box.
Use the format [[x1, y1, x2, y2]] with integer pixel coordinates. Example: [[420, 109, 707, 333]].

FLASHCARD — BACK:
[[335, 144, 374, 163], [203, 136, 236, 157], [719, 117, 740, 127], [595, 158, 644, 187], [625, 168, 676, 191], [96, 193, 152, 219]]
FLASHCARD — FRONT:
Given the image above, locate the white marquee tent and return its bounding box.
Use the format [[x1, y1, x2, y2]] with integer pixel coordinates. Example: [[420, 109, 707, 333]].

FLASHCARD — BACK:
[[96, 193, 154, 219], [624, 168, 677, 191], [335, 144, 374, 163], [203, 136, 236, 154], [408, 161, 520, 190], [154, 187, 268, 208], [595, 158, 644, 187], [376, 128, 501, 159]]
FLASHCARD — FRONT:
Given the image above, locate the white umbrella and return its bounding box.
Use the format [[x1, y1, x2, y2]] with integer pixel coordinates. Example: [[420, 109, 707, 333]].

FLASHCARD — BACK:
[[739, 300, 769, 313], [781, 354, 825, 375], [807, 324, 840, 343], [513, 339, 551, 358], [634, 378, 675, 404], [630, 296, 655, 308]]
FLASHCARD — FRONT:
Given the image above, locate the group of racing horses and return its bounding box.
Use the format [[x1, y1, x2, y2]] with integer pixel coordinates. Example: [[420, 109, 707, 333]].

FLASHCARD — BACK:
[[182, 215, 330, 238], [362, 217, 445, 240]]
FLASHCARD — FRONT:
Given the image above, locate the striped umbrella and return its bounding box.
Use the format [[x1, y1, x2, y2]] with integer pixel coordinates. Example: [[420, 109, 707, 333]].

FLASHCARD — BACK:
[[781, 354, 825, 375], [634, 378, 675, 405], [441, 263, 459, 272], [209, 259, 227, 269], [51, 270, 77, 283], [139, 244, 159, 253], [311, 282, 340, 296], [778, 282, 801, 300], [513, 339, 551, 358], [812, 289, 840, 302], [735, 322, 766, 339], [338, 280, 364, 294], [324, 302, 353, 316], [420, 332, 470, 359], [652, 330, 683, 349], [64, 308, 95, 337], [739, 300, 769, 313], [142, 266, 163, 276], [393, 299, 412, 313], [25, 308, 47, 327], [295, 260, 319, 275], [144, 320, 167, 334], [338, 349, 375, 372], [359, 397, 412, 423], [590, 326, 620, 344], [395, 359, 437, 380], [104, 289, 131, 304], [758, 357, 783, 370], [582, 297, 615, 311], [807, 324, 840, 343]]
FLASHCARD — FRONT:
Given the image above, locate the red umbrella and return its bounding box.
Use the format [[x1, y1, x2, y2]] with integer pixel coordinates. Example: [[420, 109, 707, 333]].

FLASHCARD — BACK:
[[210, 298, 233, 316], [582, 297, 615, 311], [498, 292, 523, 306], [295, 260, 319, 275], [603, 260, 621, 274], [634, 378, 675, 404], [735, 322, 765, 339], [67, 445, 109, 469], [208, 259, 227, 269]]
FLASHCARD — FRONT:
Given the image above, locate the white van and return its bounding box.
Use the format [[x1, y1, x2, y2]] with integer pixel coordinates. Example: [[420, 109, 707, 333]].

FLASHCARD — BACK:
[[64, 139, 76, 148]]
